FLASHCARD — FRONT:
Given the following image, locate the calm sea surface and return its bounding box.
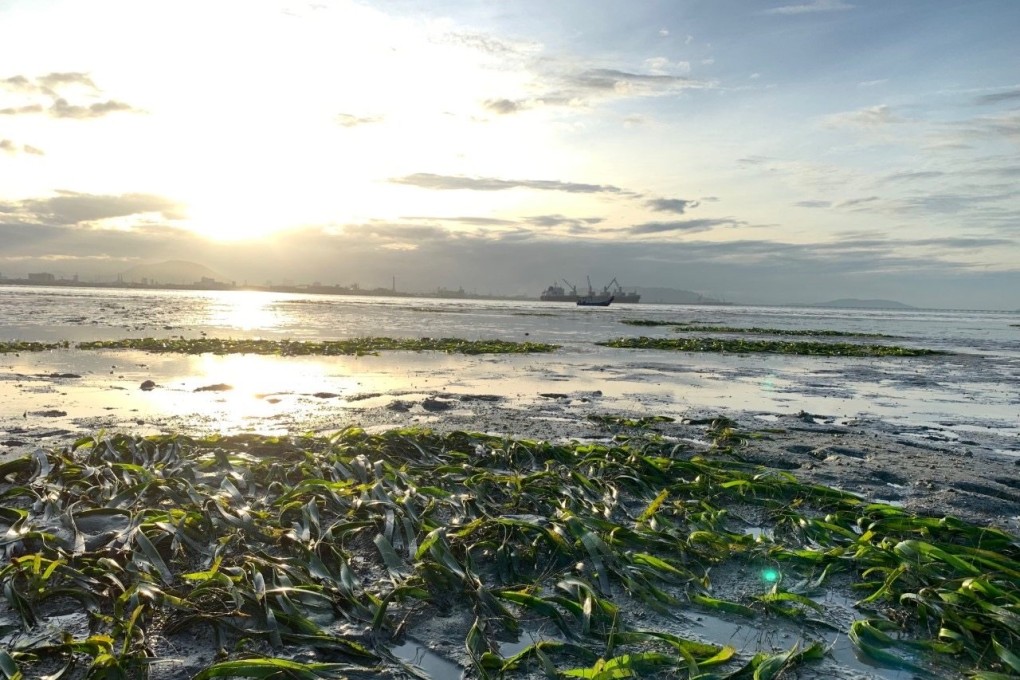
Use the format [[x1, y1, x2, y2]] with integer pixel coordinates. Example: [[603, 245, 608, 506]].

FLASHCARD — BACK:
[[2, 285, 1018, 445]]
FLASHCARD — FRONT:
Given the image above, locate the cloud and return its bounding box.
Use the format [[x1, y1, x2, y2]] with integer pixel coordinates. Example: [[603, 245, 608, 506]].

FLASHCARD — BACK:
[[0, 104, 45, 116], [485, 66, 713, 116], [795, 200, 832, 208], [341, 222, 451, 241], [49, 98, 138, 119], [0, 221, 204, 271], [404, 215, 516, 227], [955, 110, 1020, 142], [2, 72, 97, 95], [824, 104, 901, 128], [2, 191, 185, 225], [974, 88, 1020, 105], [764, 0, 855, 15], [971, 165, 1020, 178], [0, 139, 44, 156], [646, 198, 699, 214], [831, 236, 1013, 251], [893, 191, 1018, 216], [643, 58, 690, 76], [526, 215, 604, 232], [836, 196, 881, 209], [0, 73, 138, 119], [37, 72, 98, 93], [482, 98, 522, 115], [391, 173, 626, 194], [566, 68, 701, 94], [336, 113, 382, 127], [396, 213, 605, 234], [440, 31, 541, 59], [858, 79, 888, 88], [477, 45, 714, 117], [885, 170, 946, 182], [0, 75, 33, 91], [627, 218, 736, 235]]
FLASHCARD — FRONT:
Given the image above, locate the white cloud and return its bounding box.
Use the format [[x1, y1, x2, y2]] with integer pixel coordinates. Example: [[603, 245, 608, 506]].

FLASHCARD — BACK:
[[764, 0, 855, 15], [336, 113, 383, 127], [0, 139, 44, 155], [643, 58, 691, 76], [823, 104, 902, 128]]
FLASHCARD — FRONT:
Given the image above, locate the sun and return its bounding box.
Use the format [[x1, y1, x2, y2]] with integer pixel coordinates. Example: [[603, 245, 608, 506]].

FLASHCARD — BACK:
[[185, 196, 295, 242]]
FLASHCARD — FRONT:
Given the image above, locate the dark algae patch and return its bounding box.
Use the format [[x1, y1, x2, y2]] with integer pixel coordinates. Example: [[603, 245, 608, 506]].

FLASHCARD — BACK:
[[586, 414, 675, 430], [76, 336, 561, 356], [620, 320, 894, 338], [1, 429, 1016, 678], [599, 336, 944, 357], [0, 340, 69, 353]]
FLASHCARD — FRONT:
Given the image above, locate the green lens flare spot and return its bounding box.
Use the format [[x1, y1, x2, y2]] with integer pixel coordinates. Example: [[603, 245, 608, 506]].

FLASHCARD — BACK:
[[762, 568, 781, 583]]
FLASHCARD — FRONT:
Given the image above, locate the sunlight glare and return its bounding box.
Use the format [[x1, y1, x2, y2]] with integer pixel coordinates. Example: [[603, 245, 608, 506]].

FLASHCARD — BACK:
[[205, 291, 285, 331], [187, 354, 360, 433]]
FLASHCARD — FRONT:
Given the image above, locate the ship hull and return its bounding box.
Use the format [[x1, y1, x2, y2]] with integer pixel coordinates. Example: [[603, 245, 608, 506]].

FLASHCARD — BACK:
[[540, 279, 640, 303], [540, 292, 640, 303]]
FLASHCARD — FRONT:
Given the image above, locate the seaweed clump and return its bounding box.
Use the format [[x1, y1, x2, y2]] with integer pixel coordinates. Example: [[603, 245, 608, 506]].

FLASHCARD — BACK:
[[598, 336, 944, 357], [0, 430, 1016, 678], [76, 336, 560, 356]]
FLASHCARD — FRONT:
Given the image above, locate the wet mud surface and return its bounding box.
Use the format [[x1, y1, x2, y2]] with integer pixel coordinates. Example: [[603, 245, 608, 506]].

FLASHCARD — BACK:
[[2, 348, 1018, 534], [1, 344, 1018, 679]]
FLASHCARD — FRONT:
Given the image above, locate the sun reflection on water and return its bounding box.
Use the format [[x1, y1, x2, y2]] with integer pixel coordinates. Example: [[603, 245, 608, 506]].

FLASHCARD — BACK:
[[179, 354, 358, 431], [204, 290, 288, 332]]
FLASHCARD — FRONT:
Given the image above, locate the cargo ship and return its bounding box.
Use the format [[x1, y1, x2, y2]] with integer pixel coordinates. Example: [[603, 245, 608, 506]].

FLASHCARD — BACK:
[[540, 277, 640, 303]]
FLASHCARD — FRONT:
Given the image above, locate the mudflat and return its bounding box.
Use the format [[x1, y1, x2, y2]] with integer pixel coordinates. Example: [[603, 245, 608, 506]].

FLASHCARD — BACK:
[[1, 338, 1018, 679]]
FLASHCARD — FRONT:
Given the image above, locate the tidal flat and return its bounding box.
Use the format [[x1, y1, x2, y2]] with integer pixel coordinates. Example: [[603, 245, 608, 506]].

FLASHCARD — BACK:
[[2, 347, 1019, 679], [1, 291, 1018, 678]]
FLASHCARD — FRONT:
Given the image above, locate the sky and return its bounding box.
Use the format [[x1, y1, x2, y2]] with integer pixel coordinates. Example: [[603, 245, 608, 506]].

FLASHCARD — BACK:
[[1, 0, 1018, 309]]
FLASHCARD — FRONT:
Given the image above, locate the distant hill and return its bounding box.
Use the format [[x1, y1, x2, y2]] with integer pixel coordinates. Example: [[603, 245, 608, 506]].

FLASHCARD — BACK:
[[119, 261, 227, 285], [635, 287, 730, 305], [810, 298, 916, 310]]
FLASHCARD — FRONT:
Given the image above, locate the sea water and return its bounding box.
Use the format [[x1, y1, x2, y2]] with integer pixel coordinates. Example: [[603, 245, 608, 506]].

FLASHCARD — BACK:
[[1, 285, 1017, 445]]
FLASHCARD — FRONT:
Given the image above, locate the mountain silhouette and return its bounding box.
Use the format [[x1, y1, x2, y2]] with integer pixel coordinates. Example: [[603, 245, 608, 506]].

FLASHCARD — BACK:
[[119, 260, 227, 285]]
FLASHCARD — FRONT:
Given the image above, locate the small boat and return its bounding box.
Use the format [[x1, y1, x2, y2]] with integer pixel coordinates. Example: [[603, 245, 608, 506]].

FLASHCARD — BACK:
[[577, 295, 614, 307]]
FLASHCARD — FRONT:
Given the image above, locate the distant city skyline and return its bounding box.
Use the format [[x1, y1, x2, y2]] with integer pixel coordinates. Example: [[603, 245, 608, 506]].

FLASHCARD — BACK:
[[1, 1, 1018, 309]]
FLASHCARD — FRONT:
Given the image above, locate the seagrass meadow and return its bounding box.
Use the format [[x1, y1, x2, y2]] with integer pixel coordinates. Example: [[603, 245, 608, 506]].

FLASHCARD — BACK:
[[1, 427, 1018, 679], [1, 335, 941, 358], [618, 320, 895, 338], [596, 337, 943, 357]]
